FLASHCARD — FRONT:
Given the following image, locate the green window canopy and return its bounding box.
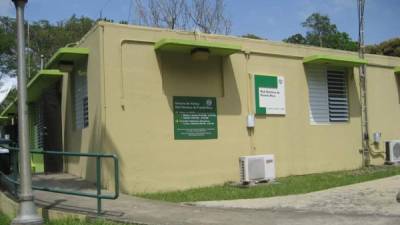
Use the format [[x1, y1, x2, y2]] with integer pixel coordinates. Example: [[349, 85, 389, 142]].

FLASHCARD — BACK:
[[395, 67, 400, 75], [0, 70, 65, 117], [46, 47, 89, 69], [154, 38, 241, 56], [303, 55, 367, 67]]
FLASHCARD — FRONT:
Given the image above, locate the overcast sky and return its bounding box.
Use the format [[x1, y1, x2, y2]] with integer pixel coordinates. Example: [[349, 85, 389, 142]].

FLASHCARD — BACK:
[[0, 0, 399, 44]]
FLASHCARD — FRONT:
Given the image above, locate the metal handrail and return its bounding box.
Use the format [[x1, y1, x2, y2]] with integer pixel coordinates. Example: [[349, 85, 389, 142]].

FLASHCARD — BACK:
[[0, 144, 119, 215]]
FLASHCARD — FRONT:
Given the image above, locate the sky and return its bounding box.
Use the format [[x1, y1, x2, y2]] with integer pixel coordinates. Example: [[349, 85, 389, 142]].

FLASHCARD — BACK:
[[0, 0, 399, 45]]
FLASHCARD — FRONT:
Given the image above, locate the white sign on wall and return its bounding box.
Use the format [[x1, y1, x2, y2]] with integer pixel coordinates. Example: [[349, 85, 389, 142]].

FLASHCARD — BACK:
[[254, 75, 286, 115]]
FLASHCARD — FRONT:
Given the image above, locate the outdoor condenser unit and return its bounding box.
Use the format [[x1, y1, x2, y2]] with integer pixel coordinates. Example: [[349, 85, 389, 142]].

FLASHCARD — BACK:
[[239, 154, 275, 184], [385, 141, 400, 163]]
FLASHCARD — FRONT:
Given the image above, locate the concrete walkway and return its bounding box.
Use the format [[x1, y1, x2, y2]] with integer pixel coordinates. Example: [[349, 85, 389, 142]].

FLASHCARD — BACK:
[[195, 175, 400, 217], [26, 174, 400, 225], [28, 175, 400, 225]]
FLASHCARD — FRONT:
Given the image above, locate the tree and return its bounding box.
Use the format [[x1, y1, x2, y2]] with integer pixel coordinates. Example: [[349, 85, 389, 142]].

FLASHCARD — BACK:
[[134, 0, 189, 30], [189, 0, 231, 34], [366, 38, 400, 57], [0, 17, 17, 77], [302, 13, 337, 47], [284, 33, 306, 44], [0, 15, 95, 79], [241, 33, 264, 40], [284, 13, 357, 51], [133, 0, 231, 34]]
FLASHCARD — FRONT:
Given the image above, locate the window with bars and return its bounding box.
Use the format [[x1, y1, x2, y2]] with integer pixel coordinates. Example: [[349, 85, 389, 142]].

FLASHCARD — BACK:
[[73, 71, 89, 129], [307, 67, 349, 124]]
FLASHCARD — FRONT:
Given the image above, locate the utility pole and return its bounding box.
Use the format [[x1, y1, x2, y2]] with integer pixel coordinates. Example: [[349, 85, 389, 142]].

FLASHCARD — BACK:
[[358, 0, 370, 167], [11, 0, 43, 224]]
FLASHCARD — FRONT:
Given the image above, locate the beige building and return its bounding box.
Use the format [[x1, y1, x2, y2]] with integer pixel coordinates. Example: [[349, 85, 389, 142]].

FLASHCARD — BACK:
[[1, 22, 400, 193]]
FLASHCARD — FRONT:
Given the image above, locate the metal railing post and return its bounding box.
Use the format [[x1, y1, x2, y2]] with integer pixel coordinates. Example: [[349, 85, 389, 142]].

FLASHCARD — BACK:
[[96, 156, 102, 215], [11, 149, 19, 196], [0, 145, 119, 216]]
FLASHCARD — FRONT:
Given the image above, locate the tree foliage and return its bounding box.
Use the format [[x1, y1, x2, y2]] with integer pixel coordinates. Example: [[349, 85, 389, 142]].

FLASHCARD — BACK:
[[284, 13, 357, 51], [366, 38, 400, 57], [241, 33, 264, 40], [0, 15, 95, 78], [283, 33, 306, 44]]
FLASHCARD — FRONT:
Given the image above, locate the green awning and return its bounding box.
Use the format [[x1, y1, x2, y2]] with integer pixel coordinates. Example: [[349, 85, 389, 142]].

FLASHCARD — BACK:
[[395, 67, 400, 75], [46, 47, 89, 69], [0, 70, 64, 116], [154, 38, 241, 56], [303, 55, 367, 67]]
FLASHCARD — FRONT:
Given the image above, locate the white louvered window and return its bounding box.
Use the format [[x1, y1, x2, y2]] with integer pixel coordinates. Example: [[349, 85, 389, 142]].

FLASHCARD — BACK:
[[73, 71, 89, 129], [307, 67, 349, 124]]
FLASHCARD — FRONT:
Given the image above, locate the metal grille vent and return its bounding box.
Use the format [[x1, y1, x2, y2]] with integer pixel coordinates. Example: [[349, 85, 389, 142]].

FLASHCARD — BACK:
[[248, 158, 266, 180], [239, 159, 245, 182]]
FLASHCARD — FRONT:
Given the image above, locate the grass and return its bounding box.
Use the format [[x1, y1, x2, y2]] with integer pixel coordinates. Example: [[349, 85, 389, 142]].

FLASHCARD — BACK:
[[0, 213, 10, 225], [137, 165, 400, 202], [0, 214, 128, 225]]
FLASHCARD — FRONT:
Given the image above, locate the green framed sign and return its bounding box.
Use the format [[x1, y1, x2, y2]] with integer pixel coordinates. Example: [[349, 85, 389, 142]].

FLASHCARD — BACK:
[[173, 96, 218, 140], [254, 75, 286, 115]]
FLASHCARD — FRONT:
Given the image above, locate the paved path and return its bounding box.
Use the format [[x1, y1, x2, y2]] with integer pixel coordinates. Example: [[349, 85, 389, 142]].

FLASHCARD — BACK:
[[29, 174, 400, 225], [195, 176, 400, 216]]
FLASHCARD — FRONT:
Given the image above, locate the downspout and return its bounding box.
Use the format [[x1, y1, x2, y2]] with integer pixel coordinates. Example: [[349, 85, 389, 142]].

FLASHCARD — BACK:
[[358, 0, 370, 167], [244, 50, 256, 155]]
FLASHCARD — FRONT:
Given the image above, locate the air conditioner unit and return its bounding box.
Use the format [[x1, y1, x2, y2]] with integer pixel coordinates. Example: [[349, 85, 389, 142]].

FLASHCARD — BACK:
[[386, 141, 400, 163], [239, 154, 275, 184]]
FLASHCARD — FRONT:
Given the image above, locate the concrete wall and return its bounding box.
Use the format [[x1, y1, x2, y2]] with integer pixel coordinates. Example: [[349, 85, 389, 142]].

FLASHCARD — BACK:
[[367, 66, 400, 164], [62, 22, 400, 193], [62, 26, 104, 182]]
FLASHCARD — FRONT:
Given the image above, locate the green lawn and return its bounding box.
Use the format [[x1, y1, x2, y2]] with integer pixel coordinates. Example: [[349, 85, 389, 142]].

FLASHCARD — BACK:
[[0, 214, 127, 225], [0, 213, 10, 225], [137, 165, 400, 202]]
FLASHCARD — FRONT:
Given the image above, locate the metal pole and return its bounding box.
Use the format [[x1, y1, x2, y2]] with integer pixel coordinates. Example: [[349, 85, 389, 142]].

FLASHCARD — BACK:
[[11, 0, 43, 224], [358, 0, 370, 167]]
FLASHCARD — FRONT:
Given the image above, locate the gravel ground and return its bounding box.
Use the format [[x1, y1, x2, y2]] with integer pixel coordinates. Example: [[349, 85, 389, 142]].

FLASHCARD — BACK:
[[193, 175, 400, 216]]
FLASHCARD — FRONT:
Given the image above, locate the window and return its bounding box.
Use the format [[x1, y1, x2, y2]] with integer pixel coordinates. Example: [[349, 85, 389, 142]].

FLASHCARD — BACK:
[[30, 103, 44, 149], [73, 70, 89, 129], [307, 67, 349, 124]]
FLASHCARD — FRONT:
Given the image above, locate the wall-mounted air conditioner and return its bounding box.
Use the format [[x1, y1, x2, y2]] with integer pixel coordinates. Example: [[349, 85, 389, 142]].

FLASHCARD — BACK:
[[239, 154, 275, 184], [386, 141, 400, 163]]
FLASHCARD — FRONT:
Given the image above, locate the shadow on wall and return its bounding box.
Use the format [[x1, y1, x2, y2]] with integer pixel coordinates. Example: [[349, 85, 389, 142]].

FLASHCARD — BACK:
[[63, 74, 82, 170], [157, 51, 242, 115], [348, 68, 361, 119], [101, 127, 126, 193], [85, 110, 124, 192], [396, 74, 400, 104]]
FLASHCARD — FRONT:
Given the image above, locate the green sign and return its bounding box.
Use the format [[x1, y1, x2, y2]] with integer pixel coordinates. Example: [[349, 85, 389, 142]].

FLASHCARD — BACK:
[[174, 96, 218, 140]]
